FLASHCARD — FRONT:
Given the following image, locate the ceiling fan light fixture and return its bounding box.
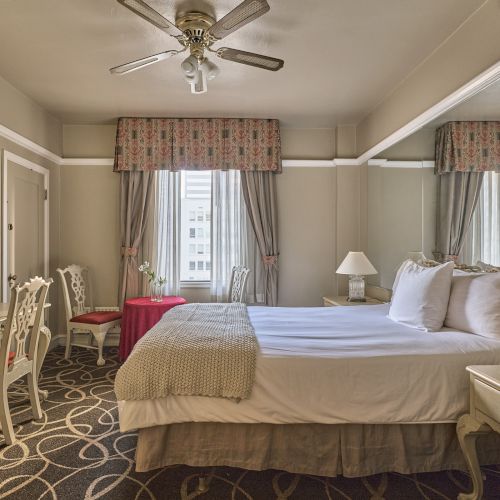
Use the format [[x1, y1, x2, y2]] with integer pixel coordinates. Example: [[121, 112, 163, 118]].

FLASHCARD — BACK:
[[181, 54, 198, 76], [199, 58, 220, 81]]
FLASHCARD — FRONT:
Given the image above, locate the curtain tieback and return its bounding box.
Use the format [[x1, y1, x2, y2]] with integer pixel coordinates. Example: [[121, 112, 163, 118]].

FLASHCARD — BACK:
[[262, 255, 278, 266], [121, 246, 138, 257]]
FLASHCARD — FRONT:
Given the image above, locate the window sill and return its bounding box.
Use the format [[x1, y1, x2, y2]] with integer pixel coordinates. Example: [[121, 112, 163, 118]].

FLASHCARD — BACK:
[[180, 281, 211, 289]]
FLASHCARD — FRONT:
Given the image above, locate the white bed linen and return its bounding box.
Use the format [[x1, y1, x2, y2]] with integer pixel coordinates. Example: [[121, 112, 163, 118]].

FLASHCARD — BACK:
[[118, 305, 500, 432]]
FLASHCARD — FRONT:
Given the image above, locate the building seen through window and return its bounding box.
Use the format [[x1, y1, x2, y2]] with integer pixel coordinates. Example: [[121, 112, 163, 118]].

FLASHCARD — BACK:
[[180, 171, 212, 281]]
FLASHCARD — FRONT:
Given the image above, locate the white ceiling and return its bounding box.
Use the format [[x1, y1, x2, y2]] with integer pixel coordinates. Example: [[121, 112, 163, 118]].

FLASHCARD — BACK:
[[0, 0, 485, 126]]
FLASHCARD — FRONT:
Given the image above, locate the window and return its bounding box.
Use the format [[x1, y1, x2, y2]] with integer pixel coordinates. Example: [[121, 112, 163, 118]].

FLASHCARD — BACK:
[[155, 169, 263, 298], [179, 171, 212, 281], [461, 172, 500, 266]]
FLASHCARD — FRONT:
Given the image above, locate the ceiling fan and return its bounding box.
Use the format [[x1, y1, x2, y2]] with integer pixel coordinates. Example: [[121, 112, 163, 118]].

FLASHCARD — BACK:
[[110, 0, 284, 94]]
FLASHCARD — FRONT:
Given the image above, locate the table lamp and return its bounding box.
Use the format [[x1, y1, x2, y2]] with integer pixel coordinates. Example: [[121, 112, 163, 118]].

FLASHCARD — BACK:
[[336, 251, 378, 302]]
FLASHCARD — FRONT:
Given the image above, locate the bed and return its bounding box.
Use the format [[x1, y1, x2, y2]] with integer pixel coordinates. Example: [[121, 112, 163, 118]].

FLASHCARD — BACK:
[[117, 304, 500, 476]]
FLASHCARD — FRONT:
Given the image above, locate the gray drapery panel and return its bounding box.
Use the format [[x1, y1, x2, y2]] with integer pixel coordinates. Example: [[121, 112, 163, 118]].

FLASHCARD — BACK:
[[435, 172, 484, 260], [119, 171, 155, 305], [241, 171, 279, 306]]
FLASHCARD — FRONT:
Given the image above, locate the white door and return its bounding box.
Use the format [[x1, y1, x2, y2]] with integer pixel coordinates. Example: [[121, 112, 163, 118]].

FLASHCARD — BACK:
[[2, 152, 49, 302]]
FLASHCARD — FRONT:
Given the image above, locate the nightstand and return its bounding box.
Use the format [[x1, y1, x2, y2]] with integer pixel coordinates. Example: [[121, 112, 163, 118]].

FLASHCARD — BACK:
[[322, 296, 383, 307], [457, 365, 500, 500]]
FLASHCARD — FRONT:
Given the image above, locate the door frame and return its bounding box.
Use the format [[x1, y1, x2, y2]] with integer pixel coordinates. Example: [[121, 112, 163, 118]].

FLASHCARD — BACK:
[[1, 150, 50, 302]]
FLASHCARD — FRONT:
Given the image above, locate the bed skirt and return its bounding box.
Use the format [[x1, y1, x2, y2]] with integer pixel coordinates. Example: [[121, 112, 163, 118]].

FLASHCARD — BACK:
[[135, 422, 500, 477]]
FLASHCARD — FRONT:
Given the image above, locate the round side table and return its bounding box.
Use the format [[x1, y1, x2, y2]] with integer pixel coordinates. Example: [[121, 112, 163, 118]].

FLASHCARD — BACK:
[[119, 296, 187, 361]]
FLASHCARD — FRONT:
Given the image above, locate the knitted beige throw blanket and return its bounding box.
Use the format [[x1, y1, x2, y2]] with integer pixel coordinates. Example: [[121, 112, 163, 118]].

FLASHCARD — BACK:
[[114, 303, 257, 401]]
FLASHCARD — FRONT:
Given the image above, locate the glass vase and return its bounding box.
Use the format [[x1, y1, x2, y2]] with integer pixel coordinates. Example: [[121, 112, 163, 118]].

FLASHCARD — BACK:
[[150, 282, 163, 302]]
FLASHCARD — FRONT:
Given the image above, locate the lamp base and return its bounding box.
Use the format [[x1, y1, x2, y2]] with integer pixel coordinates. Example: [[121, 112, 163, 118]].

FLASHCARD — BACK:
[[348, 275, 366, 302], [347, 296, 366, 302]]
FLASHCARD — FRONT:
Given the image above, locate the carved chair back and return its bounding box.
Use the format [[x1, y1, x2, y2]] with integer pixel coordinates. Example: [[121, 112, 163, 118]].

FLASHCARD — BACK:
[[228, 265, 250, 303], [0, 277, 52, 372], [57, 265, 94, 322]]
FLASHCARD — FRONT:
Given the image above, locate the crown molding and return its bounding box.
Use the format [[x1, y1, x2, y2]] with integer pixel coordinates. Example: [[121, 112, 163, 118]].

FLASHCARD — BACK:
[[2, 60, 499, 170]]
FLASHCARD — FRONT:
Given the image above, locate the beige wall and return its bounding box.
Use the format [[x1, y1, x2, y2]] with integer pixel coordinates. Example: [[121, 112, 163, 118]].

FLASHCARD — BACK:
[[356, 0, 500, 155], [60, 126, 339, 307], [59, 165, 120, 308], [0, 75, 62, 155], [277, 168, 336, 306], [366, 166, 437, 288], [379, 128, 435, 161]]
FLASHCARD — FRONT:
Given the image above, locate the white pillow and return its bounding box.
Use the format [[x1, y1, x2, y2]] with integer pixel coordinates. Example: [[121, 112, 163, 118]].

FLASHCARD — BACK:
[[388, 260, 454, 331], [445, 273, 500, 340], [391, 259, 412, 295]]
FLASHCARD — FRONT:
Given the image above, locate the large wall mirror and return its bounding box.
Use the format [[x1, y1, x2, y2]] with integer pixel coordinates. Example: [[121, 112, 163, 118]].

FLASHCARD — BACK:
[[367, 80, 500, 289]]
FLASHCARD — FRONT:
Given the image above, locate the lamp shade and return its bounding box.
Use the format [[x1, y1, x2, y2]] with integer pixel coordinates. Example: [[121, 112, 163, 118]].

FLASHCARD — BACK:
[[336, 251, 377, 275]]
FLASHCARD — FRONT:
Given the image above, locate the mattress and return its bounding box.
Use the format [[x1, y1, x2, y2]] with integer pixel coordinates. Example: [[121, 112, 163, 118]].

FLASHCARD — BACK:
[[118, 304, 500, 432]]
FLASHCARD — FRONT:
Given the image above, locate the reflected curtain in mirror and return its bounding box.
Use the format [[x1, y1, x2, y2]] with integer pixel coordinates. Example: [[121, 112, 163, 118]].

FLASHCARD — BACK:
[[435, 121, 500, 261]]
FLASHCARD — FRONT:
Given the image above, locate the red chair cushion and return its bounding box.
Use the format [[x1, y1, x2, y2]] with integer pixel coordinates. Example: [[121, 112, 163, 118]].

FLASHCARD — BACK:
[[8, 351, 15, 366], [70, 311, 122, 325]]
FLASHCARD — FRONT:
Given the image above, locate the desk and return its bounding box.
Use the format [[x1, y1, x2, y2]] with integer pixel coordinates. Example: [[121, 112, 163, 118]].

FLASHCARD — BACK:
[[0, 302, 52, 399], [119, 296, 187, 361]]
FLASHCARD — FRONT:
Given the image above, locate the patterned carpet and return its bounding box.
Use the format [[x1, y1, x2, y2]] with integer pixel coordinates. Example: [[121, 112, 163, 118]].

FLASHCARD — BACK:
[[0, 347, 499, 500]]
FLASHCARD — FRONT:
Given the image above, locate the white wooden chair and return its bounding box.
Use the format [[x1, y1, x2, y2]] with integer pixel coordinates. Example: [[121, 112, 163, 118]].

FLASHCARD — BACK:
[[0, 276, 52, 445], [57, 265, 121, 366], [228, 265, 250, 303]]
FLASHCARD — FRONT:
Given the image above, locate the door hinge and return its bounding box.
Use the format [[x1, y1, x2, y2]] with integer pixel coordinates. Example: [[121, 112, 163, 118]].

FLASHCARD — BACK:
[[44, 189, 48, 200]]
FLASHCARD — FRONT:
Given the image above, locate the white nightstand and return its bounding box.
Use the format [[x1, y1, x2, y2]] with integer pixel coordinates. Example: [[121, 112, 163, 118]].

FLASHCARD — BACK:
[[457, 365, 500, 500], [322, 296, 383, 307]]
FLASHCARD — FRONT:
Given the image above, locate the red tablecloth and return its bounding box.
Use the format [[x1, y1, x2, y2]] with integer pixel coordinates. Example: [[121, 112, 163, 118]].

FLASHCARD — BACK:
[[119, 296, 187, 361]]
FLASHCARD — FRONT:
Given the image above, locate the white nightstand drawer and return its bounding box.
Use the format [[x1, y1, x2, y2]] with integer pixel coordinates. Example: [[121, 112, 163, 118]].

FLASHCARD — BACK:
[[473, 378, 500, 421]]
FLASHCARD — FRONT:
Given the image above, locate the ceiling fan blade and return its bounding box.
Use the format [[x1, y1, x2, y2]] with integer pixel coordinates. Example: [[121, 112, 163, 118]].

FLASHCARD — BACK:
[[208, 0, 270, 40], [117, 0, 184, 38], [110, 50, 180, 75], [216, 47, 284, 71]]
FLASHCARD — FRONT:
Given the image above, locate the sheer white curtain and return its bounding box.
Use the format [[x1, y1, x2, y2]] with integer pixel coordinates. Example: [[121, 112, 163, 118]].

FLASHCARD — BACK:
[[461, 172, 500, 266], [153, 171, 181, 295], [211, 170, 264, 302]]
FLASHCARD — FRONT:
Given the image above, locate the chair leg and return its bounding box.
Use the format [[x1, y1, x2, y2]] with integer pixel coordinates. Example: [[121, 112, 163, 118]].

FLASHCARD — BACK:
[[65, 327, 72, 360], [37, 326, 51, 401], [94, 331, 106, 366], [0, 386, 15, 445], [27, 372, 42, 421]]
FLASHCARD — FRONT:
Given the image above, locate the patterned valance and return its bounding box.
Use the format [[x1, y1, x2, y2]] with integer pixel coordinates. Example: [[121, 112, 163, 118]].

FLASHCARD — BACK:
[[435, 121, 500, 174], [114, 117, 282, 173]]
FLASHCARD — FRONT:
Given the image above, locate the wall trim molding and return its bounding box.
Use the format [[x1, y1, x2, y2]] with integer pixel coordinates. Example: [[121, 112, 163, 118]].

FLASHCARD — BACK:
[[368, 159, 435, 169], [357, 60, 500, 164], [60, 157, 114, 166], [0, 123, 61, 164]]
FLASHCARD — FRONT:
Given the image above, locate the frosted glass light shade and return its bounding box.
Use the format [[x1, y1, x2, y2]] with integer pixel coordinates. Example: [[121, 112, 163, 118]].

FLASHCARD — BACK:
[[336, 251, 377, 276]]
